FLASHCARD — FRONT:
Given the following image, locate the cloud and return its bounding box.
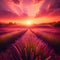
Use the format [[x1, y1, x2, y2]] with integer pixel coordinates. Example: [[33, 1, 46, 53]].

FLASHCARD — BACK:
[[0, 9, 19, 19], [36, 0, 60, 17], [49, 0, 60, 9], [22, 0, 44, 17], [0, 0, 28, 20], [47, 0, 60, 16], [48, 8, 60, 16], [0, 0, 44, 17], [12, 0, 20, 4], [0, 0, 25, 17], [0, 0, 60, 18]]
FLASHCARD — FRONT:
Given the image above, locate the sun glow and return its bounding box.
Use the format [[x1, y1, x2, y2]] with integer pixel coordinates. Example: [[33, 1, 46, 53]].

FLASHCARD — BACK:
[[26, 20, 32, 26]]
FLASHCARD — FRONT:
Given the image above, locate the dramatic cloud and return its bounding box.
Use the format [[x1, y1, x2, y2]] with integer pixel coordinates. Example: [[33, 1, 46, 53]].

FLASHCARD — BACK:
[[0, 0, 60, 18], [0, 0, 44, 17], [13, 0, 20, 4], [36, 0, 60, 17]]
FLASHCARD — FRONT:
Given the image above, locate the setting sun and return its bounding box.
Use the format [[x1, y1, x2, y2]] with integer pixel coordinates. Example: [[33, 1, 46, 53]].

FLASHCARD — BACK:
[[26, 20, 32, 26]]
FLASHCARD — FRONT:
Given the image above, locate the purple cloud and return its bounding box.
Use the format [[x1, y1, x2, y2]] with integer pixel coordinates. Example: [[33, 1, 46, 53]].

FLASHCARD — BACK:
[[12, 0, 20, 4], [36, 0, 60, 17]]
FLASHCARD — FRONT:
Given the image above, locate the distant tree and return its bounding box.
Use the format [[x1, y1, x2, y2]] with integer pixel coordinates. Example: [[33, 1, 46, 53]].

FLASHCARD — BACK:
[[0, 23, 6, 27], [54, 21, 60, 27], [0, 23, 2, 27], [9, 22, 13, 25]]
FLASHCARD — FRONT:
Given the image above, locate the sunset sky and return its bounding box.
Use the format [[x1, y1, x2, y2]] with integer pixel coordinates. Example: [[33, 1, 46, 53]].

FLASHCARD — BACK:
[[0, 0, 60, 24]]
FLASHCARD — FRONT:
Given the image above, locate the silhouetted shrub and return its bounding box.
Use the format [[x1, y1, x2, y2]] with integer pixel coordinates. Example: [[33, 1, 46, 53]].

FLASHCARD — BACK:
[[9, 22, 13, 25], [0, 23, 5, 27], [54, 21, 60, 27]]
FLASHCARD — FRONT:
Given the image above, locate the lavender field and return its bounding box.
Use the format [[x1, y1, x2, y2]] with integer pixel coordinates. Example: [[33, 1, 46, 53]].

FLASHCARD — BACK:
[[0, 27, 60, 60]]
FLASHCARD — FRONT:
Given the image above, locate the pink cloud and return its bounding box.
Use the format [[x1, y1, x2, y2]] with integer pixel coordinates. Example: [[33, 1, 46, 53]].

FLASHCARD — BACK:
[[0, 0, 60, 18]]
